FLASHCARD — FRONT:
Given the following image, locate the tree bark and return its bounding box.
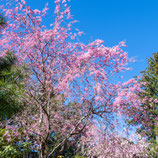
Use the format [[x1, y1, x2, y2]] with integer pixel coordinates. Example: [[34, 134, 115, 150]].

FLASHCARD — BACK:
[[39, 142, 48, 158]]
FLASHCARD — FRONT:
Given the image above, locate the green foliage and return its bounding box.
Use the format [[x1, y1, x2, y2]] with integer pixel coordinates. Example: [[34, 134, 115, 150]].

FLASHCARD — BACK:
[[57, 155, 85, 158], [139, 53, 158, 139], [148, 143, 158, 158], [0, 15, 26, 120], [0, 52, 27, 120], [135, 53, 158, 156], [0, 16, 31, 157], [0, 128, 22, 158], [0, 14, 5, 27], [0, 128, 36, 158], [74, 155, 86, 158], [126, 53, 158, 157]]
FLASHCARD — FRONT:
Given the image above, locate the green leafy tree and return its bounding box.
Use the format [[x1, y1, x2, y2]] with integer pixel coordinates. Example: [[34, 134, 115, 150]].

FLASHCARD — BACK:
[[0, 15, 26, 120], [0, 52, 27, 120], [0, 14, 5, 27], [139, 53, 158, 140], [0, 127, 36, 158], [128, 53, 158, 157]]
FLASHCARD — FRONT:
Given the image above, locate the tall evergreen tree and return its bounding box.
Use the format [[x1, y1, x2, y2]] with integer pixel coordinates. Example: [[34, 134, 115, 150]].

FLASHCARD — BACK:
[[128, 53, 158, 156], [139, 53, 158, 141], [0, 52, 26, 120], [0, 16, 26, 120], [0, 15, 30, 157]]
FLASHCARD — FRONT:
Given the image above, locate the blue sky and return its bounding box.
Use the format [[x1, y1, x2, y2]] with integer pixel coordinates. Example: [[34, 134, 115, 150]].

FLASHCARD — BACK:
[[71, 0, 158, 80], [28, 0, 158, 79], [1, 0, 158, 79]]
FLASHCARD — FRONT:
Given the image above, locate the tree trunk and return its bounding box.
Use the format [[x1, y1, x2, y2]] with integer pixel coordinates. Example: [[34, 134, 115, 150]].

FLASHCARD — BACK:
[[39, 142, 48, 158]]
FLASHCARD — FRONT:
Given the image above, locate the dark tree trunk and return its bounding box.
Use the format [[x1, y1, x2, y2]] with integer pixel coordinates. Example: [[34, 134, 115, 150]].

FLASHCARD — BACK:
[[39, 142, 48, 158]]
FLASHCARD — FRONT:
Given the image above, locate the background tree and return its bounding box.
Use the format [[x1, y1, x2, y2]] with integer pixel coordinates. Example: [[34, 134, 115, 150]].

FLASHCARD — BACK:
[[0, 14, 26, 120], [0, 14, 31, 158], [0, 52, 26, 120], [0, 14, 5, 28], [140, 53, 158, 140], [128, 53, 158, 157]]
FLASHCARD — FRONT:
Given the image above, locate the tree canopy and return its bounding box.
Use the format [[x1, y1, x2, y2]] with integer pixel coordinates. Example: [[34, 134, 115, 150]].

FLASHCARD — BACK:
[[128, 53, 158, 156], [0, 0, 152, 157]]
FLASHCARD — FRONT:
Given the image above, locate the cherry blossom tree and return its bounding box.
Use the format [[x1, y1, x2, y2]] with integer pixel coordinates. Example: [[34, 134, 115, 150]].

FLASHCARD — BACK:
[[0, 0, 149, 157], [79, 123, 148, 158]]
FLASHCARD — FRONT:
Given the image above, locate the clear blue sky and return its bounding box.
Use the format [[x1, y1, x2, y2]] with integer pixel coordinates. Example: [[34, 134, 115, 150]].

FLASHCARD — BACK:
[[70, 0, 158, 80], [1, 0, 158, 79]]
